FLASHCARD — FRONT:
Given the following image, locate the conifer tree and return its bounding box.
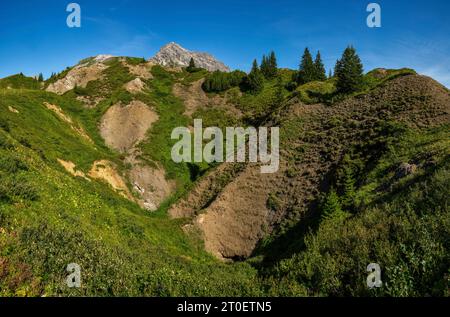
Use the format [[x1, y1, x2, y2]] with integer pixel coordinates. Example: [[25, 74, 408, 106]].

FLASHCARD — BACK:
[[342, 166, 356, 209], [261, 51, 278, 79], [260, 55, 269, 78], [268, 51, 278, 78], [321, 188, 345, 220], [186, 58, 197, 72], [38, 73, 44, 82], [298, 48, 316, 84], [334, 46, 364, 93], [314, 51, 327, 81], [246, 59, 264, 93], [272, 75, 284, 111]]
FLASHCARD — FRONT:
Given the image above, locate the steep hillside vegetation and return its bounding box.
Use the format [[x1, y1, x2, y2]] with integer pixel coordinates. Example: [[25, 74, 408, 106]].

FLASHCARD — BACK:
[[0, 54, 448, 296], [0, 78, 261, 296]]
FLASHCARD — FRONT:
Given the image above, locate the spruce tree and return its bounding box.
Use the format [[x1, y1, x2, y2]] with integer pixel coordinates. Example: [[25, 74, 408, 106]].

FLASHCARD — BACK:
[[186, 58, 197, 72], [245, 59, 264, 93], [268, 51, 278, 78], [334, 46, 364, 93], [38, 73, 44, 82], [260, 55, 269, 78], [342, 166, 356, 209], [298, 48, 316, 84], [321, 188, 344, 220], [314, 51, 326, 81], [272, 75, 284, 111], [261, 52, 278, 79]]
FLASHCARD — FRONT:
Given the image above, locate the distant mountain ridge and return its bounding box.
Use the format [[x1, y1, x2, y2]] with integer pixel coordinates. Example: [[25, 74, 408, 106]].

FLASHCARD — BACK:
[[149, 42, 230, 72]]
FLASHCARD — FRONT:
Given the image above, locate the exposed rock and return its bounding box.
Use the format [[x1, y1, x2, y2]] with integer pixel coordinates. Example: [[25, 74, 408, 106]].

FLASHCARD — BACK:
[[8, 106, 19, 113], [173, 78, 243, 117], [124, 62, 154, 79], [150, 42, 230, 72], [99, 100, 159, 152], [46, 59, 108, 95], [124, 78, 146, 93], [93, 54, 115, 63], [88, 160, 134, 200], [57, 159, 90, 181], [396, 163, 418, 179], [129, 163, 175, 211]]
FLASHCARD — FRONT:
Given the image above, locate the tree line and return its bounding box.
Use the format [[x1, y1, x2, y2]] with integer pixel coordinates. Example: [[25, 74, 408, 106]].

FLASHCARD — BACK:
[[294, 46, 364, 93], [201, 45, 364, 95]]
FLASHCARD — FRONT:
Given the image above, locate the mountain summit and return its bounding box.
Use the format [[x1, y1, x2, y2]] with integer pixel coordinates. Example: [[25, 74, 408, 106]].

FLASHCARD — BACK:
[[150, 42, 230, 72]]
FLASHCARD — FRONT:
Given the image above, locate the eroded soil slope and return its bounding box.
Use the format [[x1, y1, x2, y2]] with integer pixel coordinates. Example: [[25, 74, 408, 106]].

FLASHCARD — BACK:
[[171, 74, 450, 260], [100, 100, 159, 153]]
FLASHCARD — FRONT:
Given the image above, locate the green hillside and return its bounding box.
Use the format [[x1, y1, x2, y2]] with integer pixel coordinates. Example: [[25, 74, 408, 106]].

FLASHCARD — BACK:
[[0, 54, 448, 297]]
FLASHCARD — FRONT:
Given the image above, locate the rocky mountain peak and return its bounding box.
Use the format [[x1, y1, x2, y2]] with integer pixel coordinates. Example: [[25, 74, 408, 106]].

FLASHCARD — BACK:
[[150, 42, 230, 72]]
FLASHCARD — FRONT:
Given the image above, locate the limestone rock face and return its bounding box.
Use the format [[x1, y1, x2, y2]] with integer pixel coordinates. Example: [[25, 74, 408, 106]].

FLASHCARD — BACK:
[[150, 42, 230, 72]]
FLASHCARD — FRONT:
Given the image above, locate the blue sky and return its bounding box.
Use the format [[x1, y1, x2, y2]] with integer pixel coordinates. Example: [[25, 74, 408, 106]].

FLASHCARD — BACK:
[[1, 0, 449, 86]]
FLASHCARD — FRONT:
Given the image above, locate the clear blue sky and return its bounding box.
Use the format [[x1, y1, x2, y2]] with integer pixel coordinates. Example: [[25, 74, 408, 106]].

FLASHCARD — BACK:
[[1, 0, 449, 86]]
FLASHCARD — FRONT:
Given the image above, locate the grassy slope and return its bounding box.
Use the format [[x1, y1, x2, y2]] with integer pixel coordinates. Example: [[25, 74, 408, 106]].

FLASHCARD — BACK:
[[0, 83, 261, 296], [259, 124, 449, 296], [0, 66, 448, 297], [0, 74, 42, 90]]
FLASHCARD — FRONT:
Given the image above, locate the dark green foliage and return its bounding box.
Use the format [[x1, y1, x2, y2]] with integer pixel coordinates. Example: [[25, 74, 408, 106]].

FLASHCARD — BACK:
[[0, 73, 41, 90], [321, 188, 346, 220], [342, 166, 356, 209], [297, 48, 316, 84], [261, 51, 278, 79], [188, 58, 195, 69], [0, 118, 10, 132], [260, 55, 268, 78], [242, 59, 264, 93], [296, 49, 327, 84], [1, 174, 39, 201], [0, 134, 13, 149], [285, 80, 298, 92], [0, 158, 39, 202], [0, 154, 28, 173], [335, 46, 364, 93], [314, 51, 327, 82], [38, 73, 44, 82], [202, 70, 246, 93], [271, 75, 285, 111], [125, 57, 147, 65], [186, 58, 202, 73]]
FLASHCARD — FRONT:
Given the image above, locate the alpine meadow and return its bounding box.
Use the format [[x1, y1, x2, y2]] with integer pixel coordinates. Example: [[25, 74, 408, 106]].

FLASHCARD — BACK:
[[0, 0, 449, 300]]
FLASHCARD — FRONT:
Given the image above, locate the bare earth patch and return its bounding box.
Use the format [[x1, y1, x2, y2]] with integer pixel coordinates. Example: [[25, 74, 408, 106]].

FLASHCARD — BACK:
[[46, 62, 108, 95], [129, 163, 175, 211], [99, 100, 159, 153], [194, 164, 283, 260], [8, 106, 19, 113], [57, 159, 90, 181], [173, 78, 242, 118], [88, 160, 134, 200], [124, 78, 146, 94], [123, 61, 154, 79]]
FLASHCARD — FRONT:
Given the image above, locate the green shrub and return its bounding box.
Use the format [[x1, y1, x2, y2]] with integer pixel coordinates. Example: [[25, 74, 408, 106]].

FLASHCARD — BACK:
[[202, 70, 246, 93], [0, 134, 14, 149], [0, 154, 28, 173], [0, 118, 10, 132], [0, 174, 39, 202]]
